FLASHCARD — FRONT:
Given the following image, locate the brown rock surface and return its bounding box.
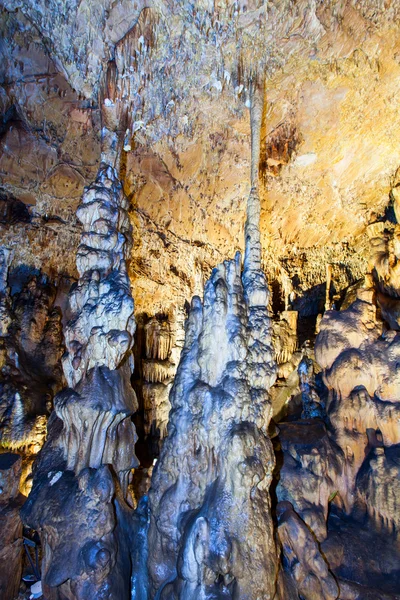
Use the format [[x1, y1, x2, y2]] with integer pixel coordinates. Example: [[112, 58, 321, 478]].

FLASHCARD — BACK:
[[0, 452, 24, 600]]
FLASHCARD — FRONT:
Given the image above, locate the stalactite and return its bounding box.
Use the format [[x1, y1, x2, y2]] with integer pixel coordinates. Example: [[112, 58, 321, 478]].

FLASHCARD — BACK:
[[325, 263, 333, 311], [243, 74, 264, 279]]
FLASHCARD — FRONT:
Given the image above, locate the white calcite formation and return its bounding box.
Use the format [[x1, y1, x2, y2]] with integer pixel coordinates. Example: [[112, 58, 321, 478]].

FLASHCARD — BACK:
[[62, 163, 135, 389]]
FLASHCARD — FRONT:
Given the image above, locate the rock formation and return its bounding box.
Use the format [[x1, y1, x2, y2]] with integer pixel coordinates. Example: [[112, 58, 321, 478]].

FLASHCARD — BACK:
[[2, 2, 400, 599], [272, 204, 400, 597], [22, 164, 139, 598], [0, 260, 64, 494], [62, 164, 135, 388], [140, 310, 182, 454], [0, 453, 24, 600], [147, 251, 277, 599], [277, 501, 338, 600], [146, 75, 278, 600]]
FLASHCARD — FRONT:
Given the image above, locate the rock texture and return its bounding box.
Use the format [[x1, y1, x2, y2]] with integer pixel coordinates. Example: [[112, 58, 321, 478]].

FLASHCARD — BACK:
[[1, 2, 400, 599], [277, 501, 338, 600], [2, 1, 400, 324], [273, 200, 400, 598], [0, 452, 24, 600]]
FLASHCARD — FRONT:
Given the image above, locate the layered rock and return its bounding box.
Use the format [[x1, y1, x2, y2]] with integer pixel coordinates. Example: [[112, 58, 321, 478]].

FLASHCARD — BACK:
[[313, 263, 400, 515], [24, 464, 133, 600], [272, 209, 400, 596]]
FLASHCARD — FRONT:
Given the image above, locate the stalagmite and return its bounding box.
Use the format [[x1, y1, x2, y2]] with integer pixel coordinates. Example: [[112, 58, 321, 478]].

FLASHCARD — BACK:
[[146, 73, 277, 600], [22, 165, 138, 598]]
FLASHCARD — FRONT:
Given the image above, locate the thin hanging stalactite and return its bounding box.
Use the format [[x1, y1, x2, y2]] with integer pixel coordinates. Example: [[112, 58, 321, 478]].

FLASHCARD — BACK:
[[244, 72, 265, 278]]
